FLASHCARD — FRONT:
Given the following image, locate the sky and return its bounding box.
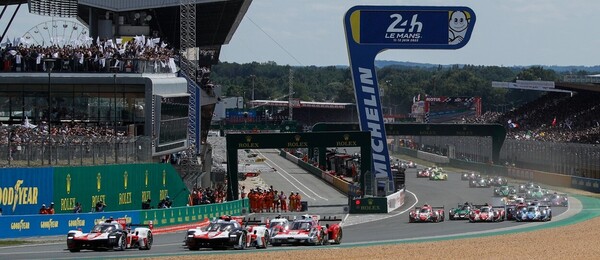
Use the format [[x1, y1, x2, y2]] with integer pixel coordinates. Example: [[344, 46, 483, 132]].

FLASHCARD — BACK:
[[2, 0, 600, 67]]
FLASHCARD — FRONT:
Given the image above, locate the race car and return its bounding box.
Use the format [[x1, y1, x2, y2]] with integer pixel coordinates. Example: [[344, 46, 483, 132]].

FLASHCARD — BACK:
[[429, 167, 448, 181], [469, 177, 490, 188], [525, 187, 547, 200], [67, 218, 153, 252], [185, 215, 249, 250], [461, 171, 480, 181], [417, 168, 432, 178], [269, 215, 342, 246], [449, 202, 473, 220], [490, 176, 508, 187], [502, 194, 525, 205], [409, 204, 445, 223], [542, 193, 569, 207], [515, 204, 552, 222], [518, 182, 538, 193], [268, 216, 291, 239], [406, 161, 417, 168], [506, 202, 528, 220], [468, 204, 505, 222], [494, 185, 517, 197]]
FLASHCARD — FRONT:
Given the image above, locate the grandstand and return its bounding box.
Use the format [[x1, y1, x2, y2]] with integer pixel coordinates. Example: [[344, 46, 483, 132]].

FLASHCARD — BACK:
[[0, 0, 250, 160]]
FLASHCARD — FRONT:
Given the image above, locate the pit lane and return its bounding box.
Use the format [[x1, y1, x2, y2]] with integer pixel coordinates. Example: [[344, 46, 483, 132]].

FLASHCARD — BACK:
[[0, 155, 572, 259]]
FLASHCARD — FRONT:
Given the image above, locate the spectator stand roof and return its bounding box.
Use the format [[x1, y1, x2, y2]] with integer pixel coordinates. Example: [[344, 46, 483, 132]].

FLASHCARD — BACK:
[[247, 100, 354, 110]]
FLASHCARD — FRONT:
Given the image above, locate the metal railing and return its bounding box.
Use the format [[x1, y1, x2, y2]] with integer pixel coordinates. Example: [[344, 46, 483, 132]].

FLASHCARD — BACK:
[[0, 135, 153, 167], [0, 57, 178, 74]]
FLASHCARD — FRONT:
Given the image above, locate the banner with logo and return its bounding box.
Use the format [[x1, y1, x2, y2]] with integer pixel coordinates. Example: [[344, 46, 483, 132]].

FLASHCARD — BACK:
[[344, 6, 476, 193], [0, 167, 53, 215], [53, 163, 189, 214], [0, 210, 139, 239]]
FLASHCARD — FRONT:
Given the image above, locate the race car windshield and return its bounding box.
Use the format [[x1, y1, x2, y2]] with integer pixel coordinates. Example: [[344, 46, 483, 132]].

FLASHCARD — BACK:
[[207, 223, 232, 232], [461, 205, 470, 210], [91, 224, 115, 233], [481, 207, 490, 213], [528, 207, 536, 212], [419, 208, 430, 213], [292, 222, 311, 230]]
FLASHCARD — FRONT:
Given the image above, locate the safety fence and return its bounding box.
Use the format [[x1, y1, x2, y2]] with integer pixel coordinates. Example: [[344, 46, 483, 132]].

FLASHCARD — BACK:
[[0, 136, 153, 167]]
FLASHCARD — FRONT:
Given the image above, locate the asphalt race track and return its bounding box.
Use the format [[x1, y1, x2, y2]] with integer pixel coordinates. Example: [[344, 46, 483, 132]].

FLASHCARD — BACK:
[[0, 152, 570, 259]]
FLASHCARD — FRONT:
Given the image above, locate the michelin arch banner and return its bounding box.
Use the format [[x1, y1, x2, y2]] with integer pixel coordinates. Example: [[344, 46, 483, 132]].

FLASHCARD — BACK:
[[344, 6, 476, 192]]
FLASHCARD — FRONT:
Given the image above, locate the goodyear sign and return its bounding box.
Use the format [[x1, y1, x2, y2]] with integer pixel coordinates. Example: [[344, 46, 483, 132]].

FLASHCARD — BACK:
[[0, 211, 139, 239], [0, 168, 53, 215]]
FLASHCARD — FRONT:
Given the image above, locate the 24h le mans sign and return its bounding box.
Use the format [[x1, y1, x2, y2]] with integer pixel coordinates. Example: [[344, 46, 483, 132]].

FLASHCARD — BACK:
[[344, 6, 476, 192]]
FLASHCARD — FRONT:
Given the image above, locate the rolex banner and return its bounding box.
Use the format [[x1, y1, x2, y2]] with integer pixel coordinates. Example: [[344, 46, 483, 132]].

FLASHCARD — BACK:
[[52, 164, 189, 214]]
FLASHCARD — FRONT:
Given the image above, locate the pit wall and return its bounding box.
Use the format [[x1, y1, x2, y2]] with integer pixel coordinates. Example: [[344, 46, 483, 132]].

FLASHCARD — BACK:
[[0, 199, 247, 239], [397, 147, 599, 193], [0, 163, 188, 216]]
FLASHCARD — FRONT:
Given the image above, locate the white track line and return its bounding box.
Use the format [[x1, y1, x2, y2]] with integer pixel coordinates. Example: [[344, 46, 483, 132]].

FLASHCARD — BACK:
[[256, 149, 330, 201]]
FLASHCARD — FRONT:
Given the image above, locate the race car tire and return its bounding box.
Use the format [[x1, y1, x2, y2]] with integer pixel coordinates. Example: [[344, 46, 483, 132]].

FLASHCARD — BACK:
[[334, 228, 343, 244], [140, 231, 153, 250], [115, 235, 126, 251], [236, 233, 246, 250]]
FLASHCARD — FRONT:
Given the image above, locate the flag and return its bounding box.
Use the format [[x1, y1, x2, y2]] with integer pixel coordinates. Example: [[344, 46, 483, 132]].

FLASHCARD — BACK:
[[552, 117, 557, 127]]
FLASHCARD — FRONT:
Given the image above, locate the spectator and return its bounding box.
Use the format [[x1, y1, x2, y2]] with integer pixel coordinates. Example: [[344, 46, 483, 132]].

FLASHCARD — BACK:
[[39, 204, 47, 214], [142, 199, 152, 210], [95, 200, 106, 212], [164, 196, 172, 208], [47, 202, 55, 214], [0, 207, 3, 216], [73, 202, 82, 213]]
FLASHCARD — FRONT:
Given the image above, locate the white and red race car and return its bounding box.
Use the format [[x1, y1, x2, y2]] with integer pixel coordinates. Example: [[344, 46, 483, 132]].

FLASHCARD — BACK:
[[186, 215, 270, 250], [469, 204, 506, 222], [409, 204, 445, 223], [269, 215, 342, 246], [67, 218, 153, 252]]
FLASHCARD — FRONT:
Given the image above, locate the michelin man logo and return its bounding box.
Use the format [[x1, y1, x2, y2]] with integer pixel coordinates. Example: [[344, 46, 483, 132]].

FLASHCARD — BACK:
[[448, 10, 471, 45]]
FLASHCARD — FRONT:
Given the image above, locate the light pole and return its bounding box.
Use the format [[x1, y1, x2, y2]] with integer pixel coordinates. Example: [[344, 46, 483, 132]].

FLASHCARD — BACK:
[[250, 74, 256, 101], [385, 80, 392, 115], [44, 59, 55, 165], [110, 66, 118, 163]]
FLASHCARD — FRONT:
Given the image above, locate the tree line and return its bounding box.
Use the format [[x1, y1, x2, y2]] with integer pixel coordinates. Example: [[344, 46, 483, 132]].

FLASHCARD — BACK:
[[211, 61, 592, 114]]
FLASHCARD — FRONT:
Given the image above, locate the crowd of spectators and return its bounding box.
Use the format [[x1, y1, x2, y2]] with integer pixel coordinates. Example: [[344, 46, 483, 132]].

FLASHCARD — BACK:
[[1, 36, 177, 73], [464, 92, 600, 144], [188, 185, 226, 206], [1, 122, 127, 144]]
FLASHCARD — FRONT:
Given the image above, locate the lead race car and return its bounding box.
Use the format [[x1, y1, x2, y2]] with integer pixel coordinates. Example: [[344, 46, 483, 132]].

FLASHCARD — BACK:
[[409, 204, 445, 223], [67, 218, 153, 252], [269, 215, 342, 246]]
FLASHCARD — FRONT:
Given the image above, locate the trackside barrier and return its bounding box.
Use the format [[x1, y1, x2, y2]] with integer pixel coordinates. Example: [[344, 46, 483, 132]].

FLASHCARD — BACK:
[[386, 188, 406, 213], [349, 197, 387, 213], [0, 199, 247, 239], [281, 150, 353, 197], [405, 149, 583, 192], [571, 176, 600, 193], [417, 150, 449, 164]]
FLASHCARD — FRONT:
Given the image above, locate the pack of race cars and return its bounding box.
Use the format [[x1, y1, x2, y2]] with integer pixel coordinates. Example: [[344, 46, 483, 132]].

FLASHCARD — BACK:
[[184, 214, 342, 250]]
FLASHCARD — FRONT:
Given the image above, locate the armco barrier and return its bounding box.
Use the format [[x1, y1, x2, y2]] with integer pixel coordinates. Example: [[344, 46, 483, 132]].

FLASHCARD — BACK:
[[332, 176, 350, 195], [571, 176, 600, 193], [0, 199, 247, 239], [417, 150, 449, 164], [448, 158, 508, 177]]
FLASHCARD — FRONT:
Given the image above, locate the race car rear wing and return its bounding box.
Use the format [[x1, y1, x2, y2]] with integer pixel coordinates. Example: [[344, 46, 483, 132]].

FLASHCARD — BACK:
[[319, 216, 343, 223]]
